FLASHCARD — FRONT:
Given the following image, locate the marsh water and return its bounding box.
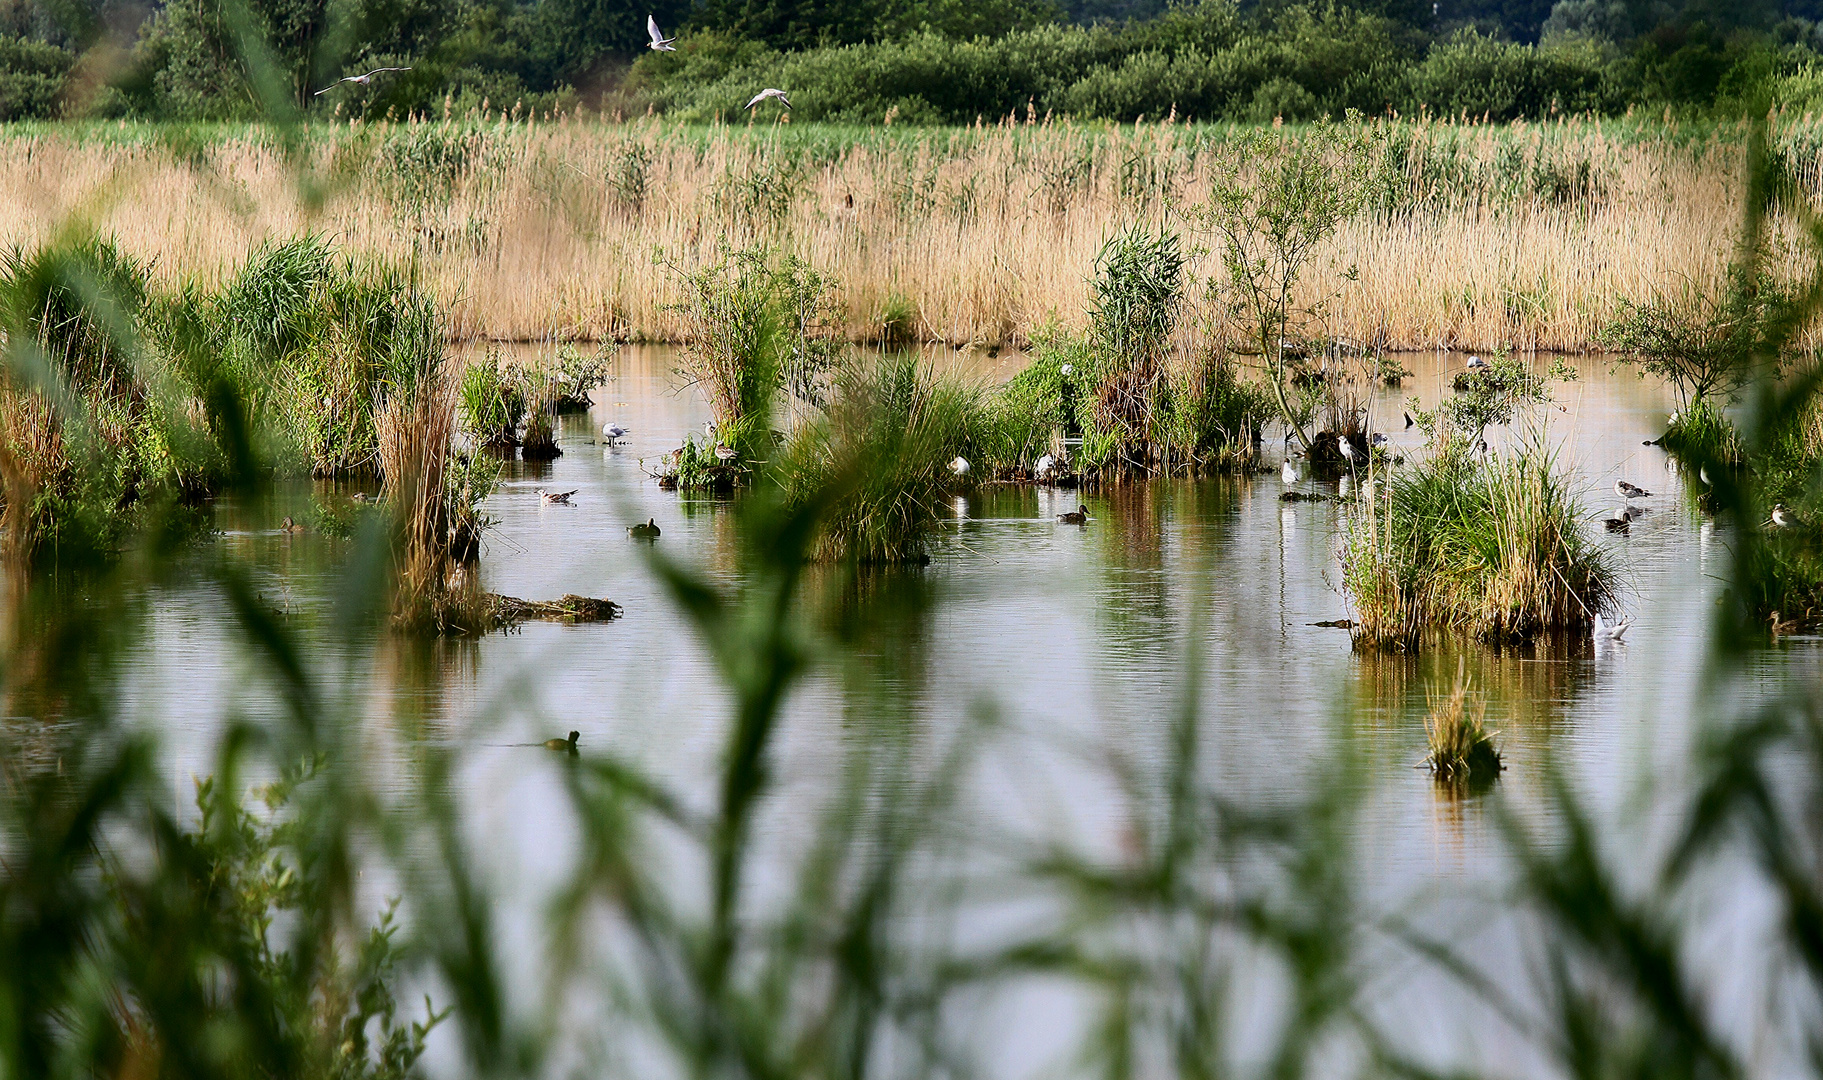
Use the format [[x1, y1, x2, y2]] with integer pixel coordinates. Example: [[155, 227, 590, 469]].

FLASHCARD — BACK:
[[109, 346, 1819, 1075]]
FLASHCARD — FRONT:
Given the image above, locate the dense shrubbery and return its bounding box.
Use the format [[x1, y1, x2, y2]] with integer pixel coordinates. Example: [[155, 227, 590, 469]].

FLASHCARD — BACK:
[[1, 0, 1821, 122]]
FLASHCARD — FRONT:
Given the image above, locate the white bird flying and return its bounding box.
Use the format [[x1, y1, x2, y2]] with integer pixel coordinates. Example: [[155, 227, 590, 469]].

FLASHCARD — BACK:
[[646, 14, 677, 50], [746, 88, 792, 111], [602, 423, 629, 445], [314, 67, 411, 95], [948, 456, 969, 476], [1593, 612, 1632, 641], [1614, 479, 1652, 503]]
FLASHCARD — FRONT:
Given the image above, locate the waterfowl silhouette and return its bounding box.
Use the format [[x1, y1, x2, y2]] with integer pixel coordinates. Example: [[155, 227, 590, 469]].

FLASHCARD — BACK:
[[629, 518, 661, 539], [1404, 411, 1414, 429], [1057, 504, 1090, 524], [280, 516, 304, 533], [1602, 512, 1630, 534], [540, 489, 577, 505], [544, 730, 580, 753]]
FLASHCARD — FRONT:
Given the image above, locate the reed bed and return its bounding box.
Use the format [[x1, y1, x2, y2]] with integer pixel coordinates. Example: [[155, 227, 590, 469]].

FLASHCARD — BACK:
[[0, 115, 1813, 352]]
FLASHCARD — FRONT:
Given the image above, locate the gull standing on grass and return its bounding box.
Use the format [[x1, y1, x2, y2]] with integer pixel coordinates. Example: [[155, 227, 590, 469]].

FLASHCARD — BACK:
[[646, 14, 677, 50], [746, 88, 792, 111], [314, 67, 411, 94]]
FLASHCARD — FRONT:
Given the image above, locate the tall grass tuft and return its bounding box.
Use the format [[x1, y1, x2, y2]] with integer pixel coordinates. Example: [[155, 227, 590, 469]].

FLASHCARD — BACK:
[[1343, 436, 1620, 649], [777, 353, 980, 564], [1086, 225, 1184, 464], [1423, 675, 1502, 785], [669, 248, 784, 462], [458, 347, 525, 453]]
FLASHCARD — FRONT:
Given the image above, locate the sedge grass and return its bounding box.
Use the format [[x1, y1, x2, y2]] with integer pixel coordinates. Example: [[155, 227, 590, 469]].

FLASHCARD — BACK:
[[1423, 674, 1502, 785], [1343, 433, 1621, 649], [0, 117, 1815, 353]]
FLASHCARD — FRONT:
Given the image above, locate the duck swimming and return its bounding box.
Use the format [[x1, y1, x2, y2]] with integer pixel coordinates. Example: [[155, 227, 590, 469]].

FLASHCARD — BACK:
[[629, 518, 661, 539], [280, 516, 304, 533], [544, 731, 580, 753], [1057, 504, 1090, 525]]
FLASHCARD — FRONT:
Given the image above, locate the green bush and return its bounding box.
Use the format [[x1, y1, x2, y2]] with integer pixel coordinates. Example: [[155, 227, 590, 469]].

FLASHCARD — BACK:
[[0, 34, 72, 120]]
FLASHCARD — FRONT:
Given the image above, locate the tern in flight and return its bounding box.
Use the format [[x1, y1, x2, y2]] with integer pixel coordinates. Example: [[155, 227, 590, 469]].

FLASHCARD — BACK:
[[315, 67, 411, 95], [746, 88, 791, 111], [647, 14, 676, 50]]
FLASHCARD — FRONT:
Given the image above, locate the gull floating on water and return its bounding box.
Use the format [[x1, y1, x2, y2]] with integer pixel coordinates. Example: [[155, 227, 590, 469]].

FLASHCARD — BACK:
[[602, 423, 629, 445], [314, 67, 411, 94], [746, 88, 791, 111], [1593, 612, 1632, 641], [948, 456, 969, 476], [646, 14, 676, 50], [540, 489, 577, 504], [1615, 479, 1652, 503]]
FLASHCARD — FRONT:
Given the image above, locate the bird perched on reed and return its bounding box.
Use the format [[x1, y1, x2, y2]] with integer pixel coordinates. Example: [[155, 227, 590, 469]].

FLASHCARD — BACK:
[[1593, 612, 1632, 642], [746, 88, 791, 111], [1614, 479, 1652, 504], [602, 423, 629, 445], [645, 14, 676, 50], [1057, 504, 1090, 524], [629, 518, 661, 539], [948, 456, 969, 476], [544, 731, 580, 753], [540, 489, 577, 505], [314, 67, 411, 94]]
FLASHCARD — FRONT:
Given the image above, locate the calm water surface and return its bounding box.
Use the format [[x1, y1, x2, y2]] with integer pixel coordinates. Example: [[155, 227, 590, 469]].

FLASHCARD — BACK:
[[113, 345, 1823, 1076]]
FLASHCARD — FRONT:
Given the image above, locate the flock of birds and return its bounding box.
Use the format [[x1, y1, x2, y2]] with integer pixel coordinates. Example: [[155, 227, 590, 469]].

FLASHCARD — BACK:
[[313, 16, 793, 115]]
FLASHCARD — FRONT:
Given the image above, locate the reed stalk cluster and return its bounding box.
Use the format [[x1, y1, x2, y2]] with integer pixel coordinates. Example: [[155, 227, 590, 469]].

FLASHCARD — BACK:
[[1423, 675, 1502, 784], [1342, 436, 1620, 649], [1, 116, 1813, 352]]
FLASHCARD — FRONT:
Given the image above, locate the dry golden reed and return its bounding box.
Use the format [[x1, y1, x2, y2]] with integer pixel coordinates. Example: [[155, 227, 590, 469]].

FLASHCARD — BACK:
[[0, 115, 1810, 352]]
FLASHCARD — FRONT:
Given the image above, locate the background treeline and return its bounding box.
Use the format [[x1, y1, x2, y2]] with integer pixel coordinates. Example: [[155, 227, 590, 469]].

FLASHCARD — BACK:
[[5, 0, 1823, 123]]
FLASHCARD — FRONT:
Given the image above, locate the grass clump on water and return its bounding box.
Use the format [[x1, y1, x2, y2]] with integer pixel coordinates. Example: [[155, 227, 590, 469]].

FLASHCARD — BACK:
[[1423, 676, 1502, 786], [1342, 436, 1620, 650], [778, 352, 981, 565]]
